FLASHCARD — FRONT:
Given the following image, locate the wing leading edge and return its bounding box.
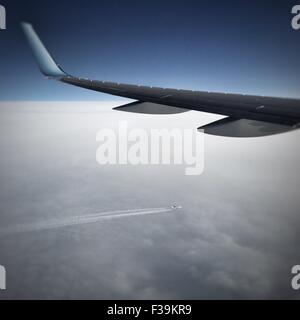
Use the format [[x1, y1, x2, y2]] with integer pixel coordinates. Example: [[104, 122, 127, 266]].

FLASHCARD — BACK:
[[21, 22, 300, 137]]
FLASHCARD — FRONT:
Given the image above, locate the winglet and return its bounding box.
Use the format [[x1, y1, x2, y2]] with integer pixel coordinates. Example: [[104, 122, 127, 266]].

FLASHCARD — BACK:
[[21, 22, 67, 78]]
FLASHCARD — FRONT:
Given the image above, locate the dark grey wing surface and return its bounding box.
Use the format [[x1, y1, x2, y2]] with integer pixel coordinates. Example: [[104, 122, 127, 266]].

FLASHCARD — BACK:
[[61, 77, 300, 126], [22, 22, 300, 136]]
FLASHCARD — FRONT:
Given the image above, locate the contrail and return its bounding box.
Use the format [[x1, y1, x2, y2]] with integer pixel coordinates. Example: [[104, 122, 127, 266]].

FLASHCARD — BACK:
[[0, 206, 179, 236]]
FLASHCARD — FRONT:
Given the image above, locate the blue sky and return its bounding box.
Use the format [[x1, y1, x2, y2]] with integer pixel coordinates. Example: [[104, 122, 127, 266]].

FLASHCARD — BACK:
[[1, 0, 300, 100]]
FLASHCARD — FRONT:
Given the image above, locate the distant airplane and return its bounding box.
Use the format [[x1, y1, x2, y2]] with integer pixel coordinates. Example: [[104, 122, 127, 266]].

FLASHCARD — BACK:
[[21, 23, 300, 137], [171, 205, 182, 210]]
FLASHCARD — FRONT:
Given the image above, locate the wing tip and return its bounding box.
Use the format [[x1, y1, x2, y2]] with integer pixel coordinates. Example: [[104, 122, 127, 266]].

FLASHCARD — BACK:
[[21, 22, 67, 78]]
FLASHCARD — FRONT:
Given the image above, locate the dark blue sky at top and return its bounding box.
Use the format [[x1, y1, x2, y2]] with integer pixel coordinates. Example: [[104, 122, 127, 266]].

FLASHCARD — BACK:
[[1, 0, 300, 100]]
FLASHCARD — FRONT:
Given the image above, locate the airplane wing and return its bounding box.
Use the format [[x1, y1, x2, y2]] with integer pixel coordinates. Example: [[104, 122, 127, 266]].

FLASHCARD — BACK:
[[21, 22, 300, 137]]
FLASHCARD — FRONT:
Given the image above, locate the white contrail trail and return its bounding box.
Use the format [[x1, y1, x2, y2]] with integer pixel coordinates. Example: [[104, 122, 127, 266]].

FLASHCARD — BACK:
[[0, 207, 177, 236]]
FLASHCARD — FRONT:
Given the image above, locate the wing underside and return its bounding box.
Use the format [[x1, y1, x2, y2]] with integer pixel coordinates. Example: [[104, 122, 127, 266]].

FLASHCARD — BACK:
[[22, 22, 300, 137], [113, 101, 188, 114]]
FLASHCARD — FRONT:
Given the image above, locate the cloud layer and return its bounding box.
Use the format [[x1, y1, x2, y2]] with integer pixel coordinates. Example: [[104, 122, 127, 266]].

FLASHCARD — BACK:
[[0, 102, 300, 299]]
